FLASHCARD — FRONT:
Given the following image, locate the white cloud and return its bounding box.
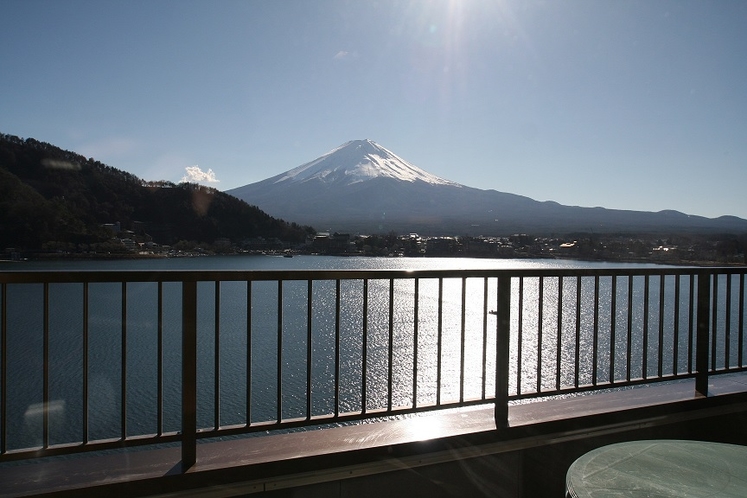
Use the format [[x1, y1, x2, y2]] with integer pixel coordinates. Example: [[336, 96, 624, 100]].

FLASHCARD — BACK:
[[180, 165, 220, 184], [333, 50, 358, 61]]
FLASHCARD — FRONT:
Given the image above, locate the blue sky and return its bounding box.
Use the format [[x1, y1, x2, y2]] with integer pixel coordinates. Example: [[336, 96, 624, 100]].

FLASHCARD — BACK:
[[2, 0, 746, 219]]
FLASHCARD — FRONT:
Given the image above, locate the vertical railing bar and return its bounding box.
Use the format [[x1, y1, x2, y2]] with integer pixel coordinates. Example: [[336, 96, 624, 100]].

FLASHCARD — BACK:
[[306, 280, 313, 420], [157, 282, 163, 437], [610, 275, 617, 384], [246, 281, 252, 426], [43, 282, 50, 449], [0, 283, 6, 454], [121, 281, 127, 440], [536, 276, 544, 393], [494, 275, 511, 430], [711, 275, 718, 371], [673, 276, 681, 377], [412, 278, 419, 409], [555, 276, 563, 391], [739, 273, 745, 368], [362, 279, 369, 414], [82, 282, 89, 445], [517, 277, 524, 396], [496, 278, 502, 396], [672, 273, 682, 375], [482, 277, 489, 400], [695, 272, 711, 397], [214, 281, 221, 430], [658, 275, 665, 379], [387, 279, 394, 412], [725, 274, 732, 370], [688, 274, 695, 374], [574, 276, 581, 388], [335, 279, 341, 418], [181, 280, 197, 470], [436, 278, 443, 406], [460, 277, 467, 403], [626, 276, 633, 382], [277, 280, 283, 423], [642, 275, 650, 380], [592, 276, 599, 386]]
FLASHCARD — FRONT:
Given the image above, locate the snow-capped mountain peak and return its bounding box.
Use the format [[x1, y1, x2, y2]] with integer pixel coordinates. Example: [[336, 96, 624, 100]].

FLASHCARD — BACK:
[[273, 139, 461, 187]]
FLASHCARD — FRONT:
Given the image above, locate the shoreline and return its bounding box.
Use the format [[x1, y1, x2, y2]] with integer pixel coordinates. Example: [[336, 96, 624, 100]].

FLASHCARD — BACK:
[[1, 250, 744, 268]]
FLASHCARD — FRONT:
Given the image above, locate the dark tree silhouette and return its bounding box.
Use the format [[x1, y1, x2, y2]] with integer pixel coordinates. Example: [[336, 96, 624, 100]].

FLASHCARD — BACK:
[[0, 133, 315, 252]]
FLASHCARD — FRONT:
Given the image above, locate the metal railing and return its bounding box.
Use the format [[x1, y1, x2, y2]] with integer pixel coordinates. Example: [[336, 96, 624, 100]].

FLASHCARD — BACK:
[[0, 267, 745, 469]]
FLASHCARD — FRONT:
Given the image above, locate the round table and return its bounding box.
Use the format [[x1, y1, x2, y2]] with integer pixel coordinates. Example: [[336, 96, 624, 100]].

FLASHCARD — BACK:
[[566, 440, 747, 497]]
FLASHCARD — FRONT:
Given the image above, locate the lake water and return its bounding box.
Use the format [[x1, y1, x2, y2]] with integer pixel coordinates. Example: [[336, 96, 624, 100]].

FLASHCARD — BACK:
[[0, 255, 707, 450], [0, 253, 652, 272]]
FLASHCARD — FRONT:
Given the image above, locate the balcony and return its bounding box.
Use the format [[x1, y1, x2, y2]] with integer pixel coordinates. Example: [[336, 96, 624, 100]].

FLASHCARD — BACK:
[[1, 267, 746, 496]]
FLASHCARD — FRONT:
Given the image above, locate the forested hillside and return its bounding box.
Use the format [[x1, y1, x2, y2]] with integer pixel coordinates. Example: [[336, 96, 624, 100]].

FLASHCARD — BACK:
[[0, 133, 314, 253]]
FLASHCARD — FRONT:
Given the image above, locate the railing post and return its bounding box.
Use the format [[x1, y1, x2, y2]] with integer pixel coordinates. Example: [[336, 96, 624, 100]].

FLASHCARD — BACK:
[[695, 272, 711, 397], [182, 280, 197, 470], [494, 275, 511, 429]]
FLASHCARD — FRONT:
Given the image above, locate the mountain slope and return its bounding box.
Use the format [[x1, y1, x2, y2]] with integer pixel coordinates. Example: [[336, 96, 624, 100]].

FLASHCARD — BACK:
[[228, 140, 747, 235], [0, 133, 314, 251]]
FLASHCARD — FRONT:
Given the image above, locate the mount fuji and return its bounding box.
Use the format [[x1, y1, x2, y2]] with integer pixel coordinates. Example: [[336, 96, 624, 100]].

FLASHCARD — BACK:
[[227, 140, 747, 235], [266, 139, 460, 188]]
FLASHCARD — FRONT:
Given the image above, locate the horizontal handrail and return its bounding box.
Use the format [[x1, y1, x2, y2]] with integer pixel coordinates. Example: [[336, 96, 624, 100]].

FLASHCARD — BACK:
[[0, 266, 744, 469]]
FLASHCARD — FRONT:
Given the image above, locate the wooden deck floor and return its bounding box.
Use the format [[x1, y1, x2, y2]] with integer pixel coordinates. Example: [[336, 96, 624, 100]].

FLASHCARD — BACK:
[[2, 374, 747, 497]]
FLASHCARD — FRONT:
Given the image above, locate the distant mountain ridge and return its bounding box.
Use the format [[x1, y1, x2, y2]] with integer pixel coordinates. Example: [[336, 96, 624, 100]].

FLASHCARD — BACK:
[[228, 140, 747, 236]]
